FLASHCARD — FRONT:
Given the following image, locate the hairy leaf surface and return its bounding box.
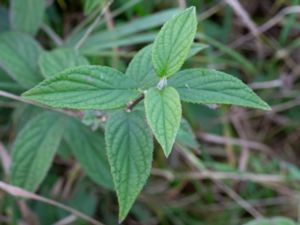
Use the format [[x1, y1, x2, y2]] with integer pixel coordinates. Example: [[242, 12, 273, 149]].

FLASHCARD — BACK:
[[39, 48, 89, 78], [152, 7, 197, 77], [0, 32, 43, 88], [105, 111, 153, 221], [10, 112, 64, 192], [10, 0, 45, 35], [64, 119, 113, 189], [23, 66, 140, 110], [126, 45, 159, 89], [145, 87, 182, 156], [126, 43, 208, 89], [169, 69, 271, 110]]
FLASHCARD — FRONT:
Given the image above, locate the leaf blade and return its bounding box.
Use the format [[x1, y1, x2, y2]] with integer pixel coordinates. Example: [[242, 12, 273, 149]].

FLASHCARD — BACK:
[[152, 7, 197, 77], [22, 65, 140, 110], [169, 69, 271, 110], [64, 118, 113, 190], [105, 110, 153, 221], [10, 112, 64, 192], [145, 87, 182, 156], [10, 0, 45, 35], [125, 44, 159, 89], [39, 48, 89, 78], [0, 32, 43, 89]]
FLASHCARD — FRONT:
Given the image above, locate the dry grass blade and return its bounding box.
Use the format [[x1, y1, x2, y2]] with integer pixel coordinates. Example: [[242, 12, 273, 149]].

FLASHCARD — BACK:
[[197, 132, 273, 154], [0, 142, 11, 175], [0, 181, 105, 225]]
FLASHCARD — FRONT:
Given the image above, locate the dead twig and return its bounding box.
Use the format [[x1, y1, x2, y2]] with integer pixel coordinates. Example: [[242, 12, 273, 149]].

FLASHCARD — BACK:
[[0, 181, 105, 225], [0, 142, 11, 175], [197, 132, 272, 154], [75, 0, 114, 50]]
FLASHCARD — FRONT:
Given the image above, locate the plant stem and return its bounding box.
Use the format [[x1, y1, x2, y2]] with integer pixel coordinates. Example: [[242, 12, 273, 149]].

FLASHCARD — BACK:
[[126, 94, 145, 112]]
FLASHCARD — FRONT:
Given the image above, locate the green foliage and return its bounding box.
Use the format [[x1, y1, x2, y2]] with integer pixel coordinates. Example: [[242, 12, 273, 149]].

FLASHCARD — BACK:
[[10, 0, 45, 35], [22, 65, 140, 110], [176, 119, 199, 149], [39, 48, 90, 78], [145, 87, 182, 156], [0, 4, 273, 223], [10, 112, 64, 192], [152, 7, 197, 77], [244, 217, 297, 225], [126, 45, 159, 89], [169, 69, 271, 110], [0, 32, 43, 88], [105, 111, 153, 221], [83, 0, 104, 15], [64, 118, 113, 190]]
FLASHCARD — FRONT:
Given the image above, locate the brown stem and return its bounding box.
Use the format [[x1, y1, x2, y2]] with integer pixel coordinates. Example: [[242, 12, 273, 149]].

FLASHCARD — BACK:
[[126, 94, 144, 112]]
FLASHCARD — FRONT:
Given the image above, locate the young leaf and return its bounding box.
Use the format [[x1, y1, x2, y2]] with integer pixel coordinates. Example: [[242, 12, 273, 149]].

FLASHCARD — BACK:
[[152, 7, 197, 78], [10, 0, 45, 35], [145, 87, 182, 156], [126, 43, 206, 90], [23, 65, 140, 110], [64, 118, 113, 190], [10, 112, 65, 192], [105, 110, 153, 221], [169, 69, 271, 110], [0, 32, 43, 88], [39, 48, 89, 78], [125, 45, 159, 89]]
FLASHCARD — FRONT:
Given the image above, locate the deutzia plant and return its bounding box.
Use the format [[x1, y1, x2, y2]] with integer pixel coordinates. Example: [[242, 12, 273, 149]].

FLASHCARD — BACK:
[[6, 7, 270, 222]]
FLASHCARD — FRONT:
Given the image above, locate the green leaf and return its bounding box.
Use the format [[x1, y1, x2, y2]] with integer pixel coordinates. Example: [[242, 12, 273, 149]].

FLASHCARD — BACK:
[[243, 217, 296, 225], [10, 0, 45, 35], [126, 45, 159, 89], [66, 8, 180, 53], [176, 119, 198, 149], [0, 6, 9, 32], [83, 0, 103, 15], [187, 43, 208, 58], [125, 43, 207, 90], [22, 65, 140, 110], [169, 69, 271, 110], [105, 110, 153, 221], [39, 48, 90, 78], [152, 7, 197, 78], [64, 118, 113, 190], [0, 32, 43, 89], [145, 87, 182, 156], [0, 68, 21, 92], [10, 112, 65, 192]]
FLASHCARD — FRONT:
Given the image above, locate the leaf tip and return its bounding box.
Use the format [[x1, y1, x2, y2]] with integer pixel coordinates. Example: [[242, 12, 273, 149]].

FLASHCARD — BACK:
[[262, 102, 272, 111]]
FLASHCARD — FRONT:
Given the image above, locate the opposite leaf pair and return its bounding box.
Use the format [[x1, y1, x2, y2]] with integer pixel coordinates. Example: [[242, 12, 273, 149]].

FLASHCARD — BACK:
[[22, 6, 270, 221]]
